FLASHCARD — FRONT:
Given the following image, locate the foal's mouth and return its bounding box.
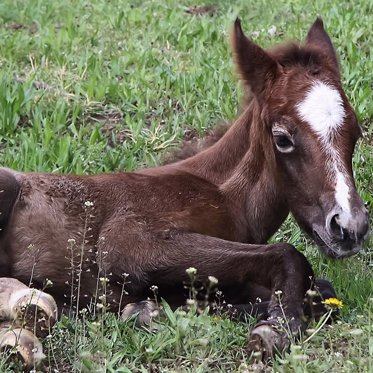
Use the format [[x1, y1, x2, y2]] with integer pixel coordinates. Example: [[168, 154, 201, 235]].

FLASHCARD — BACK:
[[312, 228, 362, 259]]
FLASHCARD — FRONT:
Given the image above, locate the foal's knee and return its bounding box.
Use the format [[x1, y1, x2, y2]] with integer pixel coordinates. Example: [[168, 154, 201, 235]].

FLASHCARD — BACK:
[[274, 243, 312, 268], [272, 243, 314, 288]]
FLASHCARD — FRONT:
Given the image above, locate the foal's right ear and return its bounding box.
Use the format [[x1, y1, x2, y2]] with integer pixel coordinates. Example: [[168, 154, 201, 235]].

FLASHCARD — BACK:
[[231, 18, 278, 99]]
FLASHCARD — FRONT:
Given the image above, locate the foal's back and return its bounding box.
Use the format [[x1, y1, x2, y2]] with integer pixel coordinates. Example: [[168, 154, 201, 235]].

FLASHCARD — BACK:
[[0, 167, 238, 298]]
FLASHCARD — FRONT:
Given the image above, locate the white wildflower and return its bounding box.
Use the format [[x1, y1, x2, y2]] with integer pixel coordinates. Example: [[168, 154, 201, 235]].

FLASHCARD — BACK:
[[208, 276, 218, 285], [268, 25, 277, 37], [306, 289, 317, 297], [186, 267, 197, 275]]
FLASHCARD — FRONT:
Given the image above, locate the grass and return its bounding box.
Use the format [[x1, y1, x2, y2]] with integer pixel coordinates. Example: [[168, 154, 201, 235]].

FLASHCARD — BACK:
[[0, 0, 372, 372]]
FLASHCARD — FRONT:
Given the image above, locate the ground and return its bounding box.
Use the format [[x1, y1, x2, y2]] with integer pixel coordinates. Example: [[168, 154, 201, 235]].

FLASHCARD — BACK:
[[0, 0, 372, 372]]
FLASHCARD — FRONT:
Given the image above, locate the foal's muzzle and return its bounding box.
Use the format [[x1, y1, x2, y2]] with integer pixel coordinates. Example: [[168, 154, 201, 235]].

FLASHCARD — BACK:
[[320, 206, 370, 258], [328, 209, 369, 242]]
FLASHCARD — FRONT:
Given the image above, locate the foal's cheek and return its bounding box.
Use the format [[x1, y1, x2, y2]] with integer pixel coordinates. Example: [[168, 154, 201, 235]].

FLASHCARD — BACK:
[[291, 205, 320, 231], [275, 156, 304, 190]]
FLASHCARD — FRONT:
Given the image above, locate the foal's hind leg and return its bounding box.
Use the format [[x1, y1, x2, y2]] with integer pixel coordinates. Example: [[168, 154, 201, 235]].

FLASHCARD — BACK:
[[0, 279, 56, 368], [0, 278, 57, 338], [0, 321, 45, 368]]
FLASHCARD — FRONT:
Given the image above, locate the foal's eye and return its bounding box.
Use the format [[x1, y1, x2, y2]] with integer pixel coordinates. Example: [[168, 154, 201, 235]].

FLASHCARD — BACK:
[[272, 131, 295, 153]]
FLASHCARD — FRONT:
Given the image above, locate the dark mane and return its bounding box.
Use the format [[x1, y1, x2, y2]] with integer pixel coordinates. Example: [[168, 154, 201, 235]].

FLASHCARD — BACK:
[[268, 42, 339, 73]]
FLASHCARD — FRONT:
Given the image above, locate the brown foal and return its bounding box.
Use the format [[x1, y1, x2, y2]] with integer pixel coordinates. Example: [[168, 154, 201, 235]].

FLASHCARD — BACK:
[[0, 17, 369, 364]]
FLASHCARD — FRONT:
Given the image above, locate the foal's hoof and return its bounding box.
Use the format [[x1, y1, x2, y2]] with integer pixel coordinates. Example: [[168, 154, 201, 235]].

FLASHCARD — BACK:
[[0, 278, 57, 338], [0, 323, 45, 368], [314, 279, 337, 300], [247, 323, 289, 361], [11, 289, 58, 338], [305, 278, 339, 321], [121, 300, 158, 326]]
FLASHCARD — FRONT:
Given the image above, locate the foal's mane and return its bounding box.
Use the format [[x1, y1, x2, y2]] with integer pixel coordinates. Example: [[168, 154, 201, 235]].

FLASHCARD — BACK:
[[161, 123, 230, 165], [268, 42, 337, 72], [162, 41, 333, 165]]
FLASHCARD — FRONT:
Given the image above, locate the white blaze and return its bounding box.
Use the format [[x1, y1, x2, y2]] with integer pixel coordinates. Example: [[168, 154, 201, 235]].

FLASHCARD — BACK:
[[296, 81, 345, 138], [296, 81, 352, 220]]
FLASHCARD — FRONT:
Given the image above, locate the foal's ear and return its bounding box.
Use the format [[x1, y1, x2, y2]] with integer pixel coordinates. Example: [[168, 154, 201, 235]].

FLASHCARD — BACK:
[[231, 18, 278, 99], [306, 17, 339, 70]]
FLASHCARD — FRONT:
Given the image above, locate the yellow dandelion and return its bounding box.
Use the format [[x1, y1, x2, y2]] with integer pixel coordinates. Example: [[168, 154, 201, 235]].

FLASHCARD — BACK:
[[322, 297, 344, 309]]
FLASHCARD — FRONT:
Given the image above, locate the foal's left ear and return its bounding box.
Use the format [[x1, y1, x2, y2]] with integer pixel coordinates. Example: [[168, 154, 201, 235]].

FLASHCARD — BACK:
[[306, 17, 339, 70], [231, 18, 279, 100]]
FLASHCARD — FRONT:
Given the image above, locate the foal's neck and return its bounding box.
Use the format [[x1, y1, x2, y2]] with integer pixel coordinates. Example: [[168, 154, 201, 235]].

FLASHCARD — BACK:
[[179, 105, 253, 184], [179, 102, 289, 243]]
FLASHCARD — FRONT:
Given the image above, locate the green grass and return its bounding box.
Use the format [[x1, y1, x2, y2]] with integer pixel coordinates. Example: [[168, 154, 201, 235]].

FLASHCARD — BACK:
[[0, 0, 372, 372]]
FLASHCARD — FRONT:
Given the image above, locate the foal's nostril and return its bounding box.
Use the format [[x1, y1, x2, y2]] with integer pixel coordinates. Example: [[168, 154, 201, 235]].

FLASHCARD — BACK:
[[329, 214, 348, 241], [329, 211, 369, 245], [357, 212, 370, 240]]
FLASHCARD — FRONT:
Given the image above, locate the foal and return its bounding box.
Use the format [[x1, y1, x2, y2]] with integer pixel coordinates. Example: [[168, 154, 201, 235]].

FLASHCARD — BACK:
[[0, 18, 369, 365]]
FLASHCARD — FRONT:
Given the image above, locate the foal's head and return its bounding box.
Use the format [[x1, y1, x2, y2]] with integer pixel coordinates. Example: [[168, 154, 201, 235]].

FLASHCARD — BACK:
[[232, 18, 369, 258]]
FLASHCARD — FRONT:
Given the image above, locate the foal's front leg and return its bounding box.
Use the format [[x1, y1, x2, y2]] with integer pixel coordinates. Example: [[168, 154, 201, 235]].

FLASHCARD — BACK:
[[226, 278, 338, 323], [118, 233, 313, 359]]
